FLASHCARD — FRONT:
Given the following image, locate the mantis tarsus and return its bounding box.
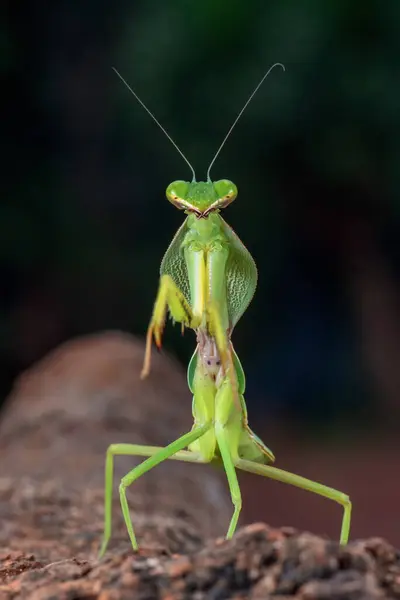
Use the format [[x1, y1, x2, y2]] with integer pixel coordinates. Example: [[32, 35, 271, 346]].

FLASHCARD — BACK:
[[98, 64, 351, 557]]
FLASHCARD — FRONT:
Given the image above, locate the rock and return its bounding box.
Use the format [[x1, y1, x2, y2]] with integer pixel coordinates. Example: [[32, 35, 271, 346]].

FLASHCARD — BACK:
[[1, 332, 399, 598], [1, 523, 400, 599], [0, 331, 230, 562]]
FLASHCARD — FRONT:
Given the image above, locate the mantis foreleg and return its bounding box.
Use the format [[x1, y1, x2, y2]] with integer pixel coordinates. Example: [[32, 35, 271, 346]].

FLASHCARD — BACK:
[[235, 458, 351, 544], [205, 243, 240, 411], [141, 274, 202, 378]]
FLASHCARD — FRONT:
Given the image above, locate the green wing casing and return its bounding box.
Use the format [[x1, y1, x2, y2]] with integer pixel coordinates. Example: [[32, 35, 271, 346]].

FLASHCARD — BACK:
[[238, 427, 275, 464], [160, 215, 257, 332], [187, 347, 274, 465], [219, 217, 258, 330], [160, 219, 191, 303]]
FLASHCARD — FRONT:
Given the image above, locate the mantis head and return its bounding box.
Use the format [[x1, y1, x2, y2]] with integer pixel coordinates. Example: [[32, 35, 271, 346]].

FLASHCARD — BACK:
[[166, 180, 237, 218], [112, 63, 284, 216]]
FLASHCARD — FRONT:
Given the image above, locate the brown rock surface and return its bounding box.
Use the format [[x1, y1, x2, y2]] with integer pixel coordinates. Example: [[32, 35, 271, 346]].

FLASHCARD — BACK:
[[0, 331, 399, 598], [1, 522, 400, 599], [0, 332, 229, 557]]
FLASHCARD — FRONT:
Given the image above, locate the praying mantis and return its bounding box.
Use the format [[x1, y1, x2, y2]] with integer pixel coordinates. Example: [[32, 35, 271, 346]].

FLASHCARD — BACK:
[[98, 64, 351, 557]]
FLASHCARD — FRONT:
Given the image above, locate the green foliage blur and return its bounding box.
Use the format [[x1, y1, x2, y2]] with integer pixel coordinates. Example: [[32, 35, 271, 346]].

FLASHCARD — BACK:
[[3, 1, 400, 428]]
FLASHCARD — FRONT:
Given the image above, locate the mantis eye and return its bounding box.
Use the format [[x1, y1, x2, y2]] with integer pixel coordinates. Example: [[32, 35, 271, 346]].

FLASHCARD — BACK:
[[166, 181, 190, 209], [212, 179, 238, 209]]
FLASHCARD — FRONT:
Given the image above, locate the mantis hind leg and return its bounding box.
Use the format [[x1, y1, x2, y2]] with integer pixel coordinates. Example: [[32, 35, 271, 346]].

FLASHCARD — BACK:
[[98, 441, 208, 557], [213, 374, 244, 540], [235, 458, 351, 545], [101, 423, 211, 554], [216, 426, 242, 539]]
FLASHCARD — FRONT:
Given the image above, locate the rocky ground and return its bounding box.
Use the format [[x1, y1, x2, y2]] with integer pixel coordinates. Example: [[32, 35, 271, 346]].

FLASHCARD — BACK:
[[0, 332, 399, 599]]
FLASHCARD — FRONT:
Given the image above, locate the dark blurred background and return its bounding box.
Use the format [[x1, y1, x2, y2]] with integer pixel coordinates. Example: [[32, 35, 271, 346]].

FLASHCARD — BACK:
[[3, 1, 400, 542]]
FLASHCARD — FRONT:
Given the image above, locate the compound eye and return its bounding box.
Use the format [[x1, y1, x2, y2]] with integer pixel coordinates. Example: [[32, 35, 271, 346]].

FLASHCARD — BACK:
[[166, 181, 190, 208], [213, 179, 238, 208]]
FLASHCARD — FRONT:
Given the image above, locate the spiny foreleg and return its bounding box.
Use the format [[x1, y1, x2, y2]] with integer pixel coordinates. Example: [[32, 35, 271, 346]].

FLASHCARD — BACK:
[[141, 274, 201, 378]]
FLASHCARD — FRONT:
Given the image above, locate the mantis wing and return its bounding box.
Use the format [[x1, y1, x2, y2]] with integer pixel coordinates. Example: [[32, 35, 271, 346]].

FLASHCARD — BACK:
[[160, 216, 257, 331], [188, 346, 275, 464], [232, 349, 275, 465], [238, 426, 275, 464], [219, 217, 258, 329], [160, 218, 191, 304]]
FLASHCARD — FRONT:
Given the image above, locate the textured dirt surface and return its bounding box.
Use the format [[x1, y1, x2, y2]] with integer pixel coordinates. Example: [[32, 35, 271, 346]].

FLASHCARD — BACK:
[[1, 523, 400, 599], [0, 331, 399, 598]]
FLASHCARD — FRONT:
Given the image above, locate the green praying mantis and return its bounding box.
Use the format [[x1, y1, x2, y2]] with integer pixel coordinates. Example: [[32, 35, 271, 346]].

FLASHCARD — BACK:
[[98, 64, 351, 557]]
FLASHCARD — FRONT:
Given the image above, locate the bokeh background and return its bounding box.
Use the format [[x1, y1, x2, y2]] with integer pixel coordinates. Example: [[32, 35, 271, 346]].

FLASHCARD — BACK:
[[3, 2, 400, 544]]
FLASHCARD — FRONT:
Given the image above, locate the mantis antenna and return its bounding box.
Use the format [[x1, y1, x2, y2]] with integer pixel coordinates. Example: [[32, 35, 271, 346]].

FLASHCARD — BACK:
[[112, 67, 196, 181], [206, 62, 285, 181]]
